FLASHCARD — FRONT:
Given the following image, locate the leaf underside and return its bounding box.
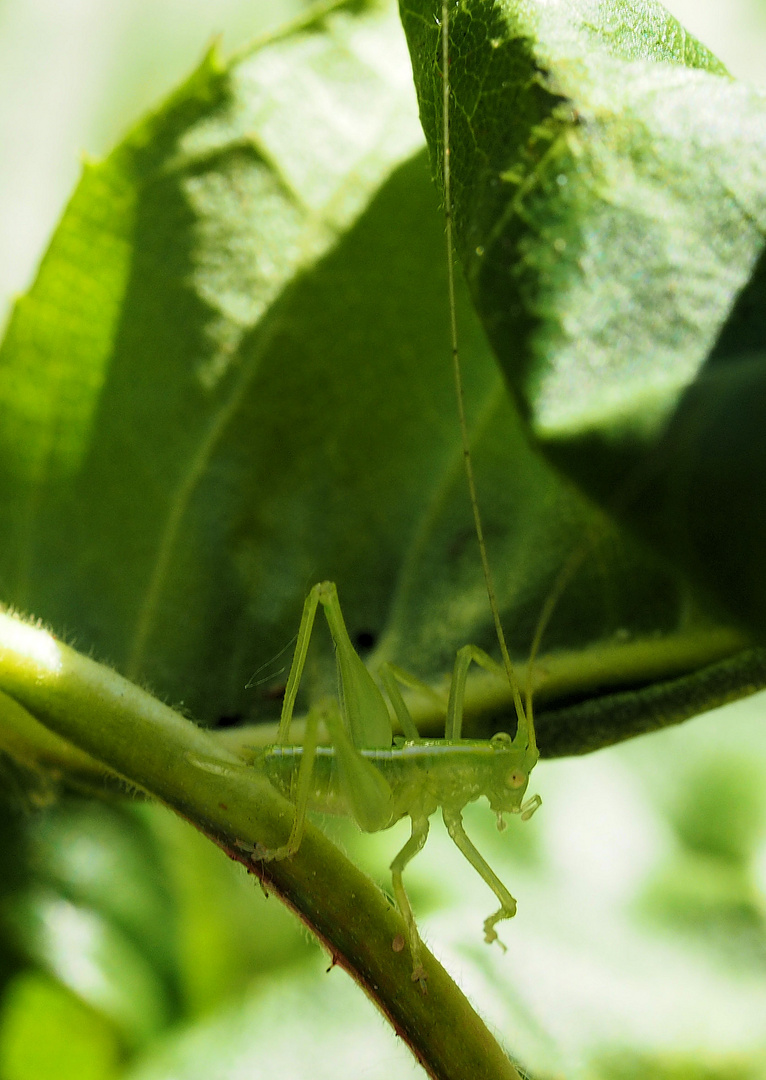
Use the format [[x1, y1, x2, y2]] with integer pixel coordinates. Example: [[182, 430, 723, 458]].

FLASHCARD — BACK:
[[1, 0, 765, 759]]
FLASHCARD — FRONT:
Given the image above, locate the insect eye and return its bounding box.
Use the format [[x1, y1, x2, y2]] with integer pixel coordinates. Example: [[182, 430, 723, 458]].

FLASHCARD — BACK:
[[506, 769, 526, 789]]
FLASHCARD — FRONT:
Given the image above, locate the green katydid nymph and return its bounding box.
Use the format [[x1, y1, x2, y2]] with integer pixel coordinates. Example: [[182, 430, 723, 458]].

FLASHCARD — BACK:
[[250, 580, 540, 988], [238, 0, 541, 989]]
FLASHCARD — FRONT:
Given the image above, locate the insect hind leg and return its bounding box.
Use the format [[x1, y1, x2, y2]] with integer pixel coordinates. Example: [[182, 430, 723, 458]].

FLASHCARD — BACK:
[[256, 703, 322, 862], [442, 806, 517, 949], [276, 584, 323, 745]]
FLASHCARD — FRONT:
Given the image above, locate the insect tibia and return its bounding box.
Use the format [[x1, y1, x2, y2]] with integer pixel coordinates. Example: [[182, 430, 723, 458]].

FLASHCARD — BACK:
[[390, 815, 430, 990], [442, 804, 518, 947]]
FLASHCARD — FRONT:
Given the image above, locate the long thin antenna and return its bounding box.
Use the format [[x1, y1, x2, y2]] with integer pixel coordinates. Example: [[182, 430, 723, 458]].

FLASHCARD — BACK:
[[440, 2, 536, 753]]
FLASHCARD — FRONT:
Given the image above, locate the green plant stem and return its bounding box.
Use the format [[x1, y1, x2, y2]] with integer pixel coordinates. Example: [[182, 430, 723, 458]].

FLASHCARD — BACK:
[[0, 608, 525, 1080]]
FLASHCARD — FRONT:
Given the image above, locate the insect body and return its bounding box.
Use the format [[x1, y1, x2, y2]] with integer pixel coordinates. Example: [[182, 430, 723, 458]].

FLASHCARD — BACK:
[[259, 738, 537, 838], [251, 580, 540, 987]]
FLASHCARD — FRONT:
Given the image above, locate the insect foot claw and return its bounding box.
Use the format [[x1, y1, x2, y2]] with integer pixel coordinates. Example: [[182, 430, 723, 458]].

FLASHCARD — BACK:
[[251, 841, 291, 863], [483, 905, 515, 950], [411, 964, 428, 994]]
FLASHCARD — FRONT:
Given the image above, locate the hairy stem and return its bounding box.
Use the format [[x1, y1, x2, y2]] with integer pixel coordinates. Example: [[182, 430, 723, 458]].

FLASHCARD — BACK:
[[0, 609, 525, 1080]]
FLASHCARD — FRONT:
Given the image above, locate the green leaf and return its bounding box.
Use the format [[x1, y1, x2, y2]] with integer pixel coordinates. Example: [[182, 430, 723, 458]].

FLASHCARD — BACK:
[[2, 0, 765, 786], [0, 972, 121, 1080], [400, 0, 766, 644], [1, 0, 757, 759], [0, 0, 424, 725]]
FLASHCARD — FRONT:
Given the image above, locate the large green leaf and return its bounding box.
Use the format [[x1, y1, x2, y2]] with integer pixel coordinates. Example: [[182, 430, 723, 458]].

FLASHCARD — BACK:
[[0, 0, 759, 758], [1, 5, 766, 1074], [400, 0, 766, 643], [0, 0, 425, 724]]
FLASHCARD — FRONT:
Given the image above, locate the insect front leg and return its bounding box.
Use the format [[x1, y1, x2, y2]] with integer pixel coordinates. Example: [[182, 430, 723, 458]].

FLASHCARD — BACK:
[[442, 806, 517, 949], [390, 815, 430, 991]]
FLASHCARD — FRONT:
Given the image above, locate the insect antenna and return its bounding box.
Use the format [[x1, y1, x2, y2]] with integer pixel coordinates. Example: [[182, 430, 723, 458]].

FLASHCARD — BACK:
[[440, 1, 535, 753], [245, 632, 298, 689], [523, 539, 593, 729]]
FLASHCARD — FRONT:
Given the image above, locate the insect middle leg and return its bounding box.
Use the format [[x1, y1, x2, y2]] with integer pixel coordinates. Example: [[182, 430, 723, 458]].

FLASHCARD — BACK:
[[390, 815, 430, 990], [381, 645, 509, 743], [442, 806, 517, 948], [379, 662, 446, 742], [446, 644, 506, 740]]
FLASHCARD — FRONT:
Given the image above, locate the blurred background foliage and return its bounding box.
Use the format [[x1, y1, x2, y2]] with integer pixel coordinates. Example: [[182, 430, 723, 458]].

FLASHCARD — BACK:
[[1, 1, 766, 1078]]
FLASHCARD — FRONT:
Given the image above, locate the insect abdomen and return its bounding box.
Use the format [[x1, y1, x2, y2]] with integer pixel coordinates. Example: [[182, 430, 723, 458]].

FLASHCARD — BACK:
[[256, 740, 506, 820]]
